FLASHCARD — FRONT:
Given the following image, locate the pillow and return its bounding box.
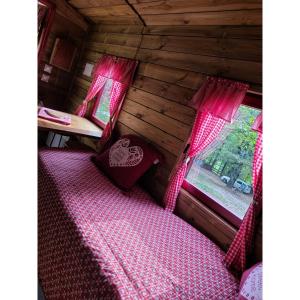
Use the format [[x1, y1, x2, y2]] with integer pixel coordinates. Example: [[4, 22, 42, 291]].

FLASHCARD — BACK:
[[92, 135, 163, 190], [238, 262, 262, 300]]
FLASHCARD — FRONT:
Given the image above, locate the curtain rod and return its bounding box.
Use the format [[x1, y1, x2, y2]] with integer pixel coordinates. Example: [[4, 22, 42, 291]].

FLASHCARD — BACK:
[[247, 89, 262, 96]]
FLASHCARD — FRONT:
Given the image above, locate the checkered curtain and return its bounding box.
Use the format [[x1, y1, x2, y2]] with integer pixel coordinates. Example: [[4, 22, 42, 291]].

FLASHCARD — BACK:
[[75, 55, 138, 136], [100, 81, 128, 143], [163, 77, 249, 212], [164, 112, 226, 212], [224, 120, 262, 274], [75, 75, 107, 117]]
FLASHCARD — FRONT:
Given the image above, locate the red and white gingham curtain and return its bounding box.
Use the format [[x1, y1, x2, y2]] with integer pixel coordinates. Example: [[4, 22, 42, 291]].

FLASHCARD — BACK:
[[164, 113, 226, 212], [224, 121, 262, 274], [75, 55, 137, 118], [100, 81, 128, 143], [75, 75, 107, 117], [75, 55, 138, 144], [163, 77, 249, 212]]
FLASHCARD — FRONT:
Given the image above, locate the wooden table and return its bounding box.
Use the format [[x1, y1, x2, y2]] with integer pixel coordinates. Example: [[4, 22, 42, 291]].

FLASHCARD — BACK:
[[38, 107, 103, 138]]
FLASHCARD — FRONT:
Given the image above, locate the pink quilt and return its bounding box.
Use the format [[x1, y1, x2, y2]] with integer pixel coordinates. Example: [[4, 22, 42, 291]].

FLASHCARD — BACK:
[[38, 148, 239, 299]]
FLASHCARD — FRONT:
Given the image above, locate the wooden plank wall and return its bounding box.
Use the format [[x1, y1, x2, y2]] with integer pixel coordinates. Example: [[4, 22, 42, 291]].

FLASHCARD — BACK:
[[38, 12, 87, 110], [67, 22, 262, 200]]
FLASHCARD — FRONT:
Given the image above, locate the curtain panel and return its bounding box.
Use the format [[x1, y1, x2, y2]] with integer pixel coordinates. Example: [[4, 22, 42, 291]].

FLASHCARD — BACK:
[[75, 55, 137, 118], [224, 114, 263, 274], [75, 55, 138, 144], [163, 77, 249, 212]]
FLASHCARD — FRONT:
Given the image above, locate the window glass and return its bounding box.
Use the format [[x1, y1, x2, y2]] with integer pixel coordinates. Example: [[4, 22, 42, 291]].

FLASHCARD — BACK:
[[185, 105, 261, 221], [94, 79, 113, 125]]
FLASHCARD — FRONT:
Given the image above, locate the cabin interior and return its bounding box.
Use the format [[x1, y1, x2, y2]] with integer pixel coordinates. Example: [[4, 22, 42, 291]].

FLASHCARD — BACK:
[[37, 1, 262, 299]]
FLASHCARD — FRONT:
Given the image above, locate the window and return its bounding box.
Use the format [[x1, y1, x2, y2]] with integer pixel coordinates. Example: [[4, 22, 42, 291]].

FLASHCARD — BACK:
[[183, 104, 261, 227], [91, 79, 113, 128]]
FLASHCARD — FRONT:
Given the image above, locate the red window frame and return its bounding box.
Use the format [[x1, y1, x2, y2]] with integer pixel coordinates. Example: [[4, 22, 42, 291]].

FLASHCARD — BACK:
[[90, 82, 111, 129], [182, 92, 262, 228]]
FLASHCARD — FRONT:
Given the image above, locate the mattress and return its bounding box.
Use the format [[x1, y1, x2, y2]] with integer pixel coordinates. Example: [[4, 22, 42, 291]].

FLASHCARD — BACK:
[[38, 148, 239, 299]]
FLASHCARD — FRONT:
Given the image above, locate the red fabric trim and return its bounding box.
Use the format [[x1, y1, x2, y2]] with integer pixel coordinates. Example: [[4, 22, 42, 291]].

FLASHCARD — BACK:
[[189, 76, 249, 122]]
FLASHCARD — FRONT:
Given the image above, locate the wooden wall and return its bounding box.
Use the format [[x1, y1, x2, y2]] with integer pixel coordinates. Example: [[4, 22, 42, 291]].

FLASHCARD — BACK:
[[67, 22, 261, 199], [66, 22, 262, 259], [65, 3, 262, 257], [38, 4, 88, 111]]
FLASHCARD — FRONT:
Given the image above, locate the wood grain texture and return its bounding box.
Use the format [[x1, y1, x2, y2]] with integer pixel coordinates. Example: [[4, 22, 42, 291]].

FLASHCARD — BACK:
[[137, 49, 262, 83], [88, 33, 142, 48], [133, 0, 261, 15], [94, 24, 144, 34], [118, 110, 183, 155], [141, 35, 261, 61], [143, 10, 262, 26], [79, 5, 135, 17], [122, 99, 191, 140], [143, 25, 262, 39], [89, 15, 143, 25], [126, 87, 196, 125], [138, 62, 205, 89], [86, 42, 138, 59], [133, 75, 195, 104], [38, 107, 102, 138], [68, 0, 125, 9]]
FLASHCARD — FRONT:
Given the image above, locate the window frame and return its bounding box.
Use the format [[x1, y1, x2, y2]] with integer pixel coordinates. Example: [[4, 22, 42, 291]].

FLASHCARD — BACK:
[[182, 92, 262, 228]]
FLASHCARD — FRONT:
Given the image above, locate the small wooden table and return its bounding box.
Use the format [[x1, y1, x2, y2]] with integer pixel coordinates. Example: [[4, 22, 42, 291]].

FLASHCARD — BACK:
[[38, 107, 103, 138]]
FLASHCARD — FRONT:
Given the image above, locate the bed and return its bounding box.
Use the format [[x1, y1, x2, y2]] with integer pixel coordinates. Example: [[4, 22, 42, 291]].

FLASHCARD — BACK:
[[38, 147, 239, 299]]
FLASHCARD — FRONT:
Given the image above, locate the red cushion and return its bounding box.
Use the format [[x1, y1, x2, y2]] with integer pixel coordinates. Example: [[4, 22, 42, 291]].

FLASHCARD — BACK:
[[238, 262, 262, 300], [92, 135, 163, 190]]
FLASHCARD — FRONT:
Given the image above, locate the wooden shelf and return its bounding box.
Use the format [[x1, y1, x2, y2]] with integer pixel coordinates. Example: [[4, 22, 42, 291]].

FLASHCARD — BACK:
[[38, 107, 103, 138]]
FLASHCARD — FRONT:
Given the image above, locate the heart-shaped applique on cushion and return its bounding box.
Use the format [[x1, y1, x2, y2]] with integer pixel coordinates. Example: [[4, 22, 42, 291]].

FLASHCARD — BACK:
[[109, 138, 143, 167]]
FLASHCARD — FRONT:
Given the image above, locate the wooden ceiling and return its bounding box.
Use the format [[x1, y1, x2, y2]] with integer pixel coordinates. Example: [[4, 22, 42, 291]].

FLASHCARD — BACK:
[[67, 0, 262, 26]]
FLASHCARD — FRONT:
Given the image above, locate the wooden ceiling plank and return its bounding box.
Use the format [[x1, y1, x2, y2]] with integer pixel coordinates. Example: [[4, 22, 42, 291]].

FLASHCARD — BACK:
[[142, 10, 262, 26], [88, 33, 142, 47], [68, 0, 126, 9], [133, 0, 261, 15], [79, 5, 135, 17], [92, 24, 144, 34], [90, 15, 143, 25]]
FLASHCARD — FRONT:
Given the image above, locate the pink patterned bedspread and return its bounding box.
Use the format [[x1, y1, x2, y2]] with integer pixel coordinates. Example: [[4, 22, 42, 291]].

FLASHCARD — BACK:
[[38, 148, 239, 299]]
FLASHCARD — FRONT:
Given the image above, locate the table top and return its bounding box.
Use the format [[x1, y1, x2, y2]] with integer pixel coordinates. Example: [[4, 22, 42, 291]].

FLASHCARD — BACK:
[[38, 107, 103, 138]]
